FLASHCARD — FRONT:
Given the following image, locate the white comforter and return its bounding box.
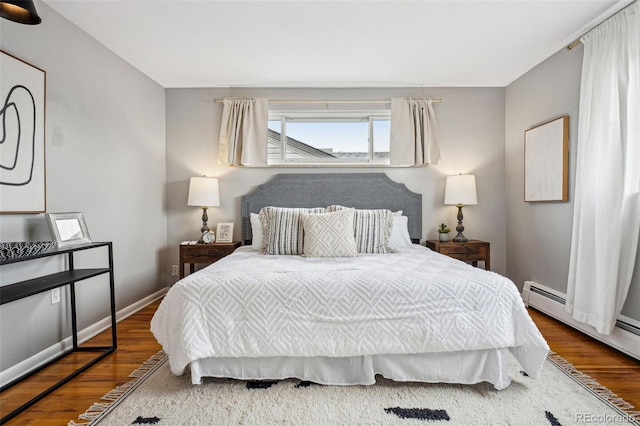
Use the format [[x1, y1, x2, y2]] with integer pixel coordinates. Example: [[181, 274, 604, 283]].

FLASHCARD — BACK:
[[151, 245, 549, 379]]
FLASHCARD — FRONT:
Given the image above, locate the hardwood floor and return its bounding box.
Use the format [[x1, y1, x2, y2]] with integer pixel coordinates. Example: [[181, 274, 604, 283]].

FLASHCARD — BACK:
[[1, 300, 638, 425], [528, 308, 640, 409], [1, 299, 162, 425]]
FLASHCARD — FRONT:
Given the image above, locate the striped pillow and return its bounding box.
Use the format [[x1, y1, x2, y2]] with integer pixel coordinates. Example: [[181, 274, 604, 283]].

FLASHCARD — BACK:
[[326, 205, 397, 254], [259, 206, 326, 255]]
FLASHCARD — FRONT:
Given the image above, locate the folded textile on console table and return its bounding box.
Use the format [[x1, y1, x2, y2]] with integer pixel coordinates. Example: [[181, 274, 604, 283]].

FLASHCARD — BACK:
[[151, 245, 548, 383]]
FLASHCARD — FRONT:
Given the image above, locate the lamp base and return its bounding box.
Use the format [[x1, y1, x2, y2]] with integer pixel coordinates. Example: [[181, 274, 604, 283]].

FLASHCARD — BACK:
[[453, 204, 468, 243], [198, 207, 210, 242]]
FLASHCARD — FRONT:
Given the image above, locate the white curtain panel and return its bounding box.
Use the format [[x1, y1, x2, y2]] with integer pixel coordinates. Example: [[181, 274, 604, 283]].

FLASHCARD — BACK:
[[390, 98, 440, 166], [218, 97, 268, 166], [566, 2, 640, 335]]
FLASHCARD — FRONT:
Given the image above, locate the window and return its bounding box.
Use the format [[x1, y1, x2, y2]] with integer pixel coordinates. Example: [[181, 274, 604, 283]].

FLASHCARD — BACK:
[[267, 110, 390, 166]]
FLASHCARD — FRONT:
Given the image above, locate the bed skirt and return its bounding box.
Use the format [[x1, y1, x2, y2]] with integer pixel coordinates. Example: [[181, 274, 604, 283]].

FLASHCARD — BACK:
[[189, 348, 512, 390]]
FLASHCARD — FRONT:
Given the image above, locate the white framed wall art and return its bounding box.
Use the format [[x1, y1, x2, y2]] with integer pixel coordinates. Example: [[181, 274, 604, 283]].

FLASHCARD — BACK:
[[524, 116, 569, 202], [0, 50, 46, 214]]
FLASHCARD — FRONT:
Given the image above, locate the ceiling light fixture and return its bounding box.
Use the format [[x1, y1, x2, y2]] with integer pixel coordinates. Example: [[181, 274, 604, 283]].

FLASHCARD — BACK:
[[0, 0, 42, 25]]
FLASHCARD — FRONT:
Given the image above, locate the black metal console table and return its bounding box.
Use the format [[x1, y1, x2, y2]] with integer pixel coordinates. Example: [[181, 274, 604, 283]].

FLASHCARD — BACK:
[[0, 242, 117, 424]]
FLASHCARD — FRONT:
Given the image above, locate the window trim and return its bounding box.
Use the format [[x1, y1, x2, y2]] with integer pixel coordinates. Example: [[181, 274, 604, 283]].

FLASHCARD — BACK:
[[267, 109, 391, 167]]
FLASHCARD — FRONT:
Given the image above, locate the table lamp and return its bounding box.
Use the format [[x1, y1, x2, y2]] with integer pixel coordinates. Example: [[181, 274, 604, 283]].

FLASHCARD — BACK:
[[444, 174, 477, 242], [187, 177, 220, 241]]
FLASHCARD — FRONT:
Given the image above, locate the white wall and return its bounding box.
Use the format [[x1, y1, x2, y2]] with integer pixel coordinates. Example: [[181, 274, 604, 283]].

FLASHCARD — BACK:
[[165, 87, 506, 283], [0, 4, 167, 368], [505, 46, 640, 322]]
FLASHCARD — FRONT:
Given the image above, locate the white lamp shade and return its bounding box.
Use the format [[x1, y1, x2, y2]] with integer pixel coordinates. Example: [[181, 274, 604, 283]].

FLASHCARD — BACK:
[[444, 174, 477, 205], [187, 177, 220, 207]]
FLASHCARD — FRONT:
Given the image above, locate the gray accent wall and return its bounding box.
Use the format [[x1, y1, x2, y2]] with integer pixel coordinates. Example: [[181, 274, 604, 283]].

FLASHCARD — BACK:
[[165, 87, 507, 282], [505, 46, 639, 322], [0, 3, 167, 368]]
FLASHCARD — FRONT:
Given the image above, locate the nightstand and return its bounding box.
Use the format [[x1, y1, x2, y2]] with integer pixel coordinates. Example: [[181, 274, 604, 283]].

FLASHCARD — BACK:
[[179, 241, 241, 278], [425, 240, 491, 270]]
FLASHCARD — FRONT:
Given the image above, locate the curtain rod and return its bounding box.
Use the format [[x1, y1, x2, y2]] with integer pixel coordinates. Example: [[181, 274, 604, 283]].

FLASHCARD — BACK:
[[214, 98, 443, 104], [566, 0, 637, 50]]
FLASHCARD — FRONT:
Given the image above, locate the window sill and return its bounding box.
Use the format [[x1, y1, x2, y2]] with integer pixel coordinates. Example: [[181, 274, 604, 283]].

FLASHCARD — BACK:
[[229, 163, 424, 168]]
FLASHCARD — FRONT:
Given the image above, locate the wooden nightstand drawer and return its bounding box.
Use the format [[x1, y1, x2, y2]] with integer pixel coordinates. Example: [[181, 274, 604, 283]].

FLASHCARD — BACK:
[[179, 242, 241, 278], [186, 252, 225, 263], [425, 240, 490, 270], [439, 245, 487, 260], [186, 245, 231, 258]]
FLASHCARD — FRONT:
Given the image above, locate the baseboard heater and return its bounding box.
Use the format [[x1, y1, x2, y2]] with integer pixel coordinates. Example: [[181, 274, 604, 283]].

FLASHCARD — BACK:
[[522, 281, 640, 360]]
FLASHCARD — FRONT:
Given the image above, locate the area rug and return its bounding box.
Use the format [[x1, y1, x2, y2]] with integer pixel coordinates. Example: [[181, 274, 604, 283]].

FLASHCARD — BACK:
[[70, 352, 639, 426]]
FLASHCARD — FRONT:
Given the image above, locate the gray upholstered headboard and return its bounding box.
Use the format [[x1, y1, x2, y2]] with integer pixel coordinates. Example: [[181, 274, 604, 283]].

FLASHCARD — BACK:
[[241, 173, 422, 244]]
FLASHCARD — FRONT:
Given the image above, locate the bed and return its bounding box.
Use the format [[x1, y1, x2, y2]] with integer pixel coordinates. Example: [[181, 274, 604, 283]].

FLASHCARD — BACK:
[[151, 173, 549, 390]]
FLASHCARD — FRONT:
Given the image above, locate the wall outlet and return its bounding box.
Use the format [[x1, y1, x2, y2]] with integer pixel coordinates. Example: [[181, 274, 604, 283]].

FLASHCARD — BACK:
[[51, 288, 61, 304], [171, 265, 179, 277]]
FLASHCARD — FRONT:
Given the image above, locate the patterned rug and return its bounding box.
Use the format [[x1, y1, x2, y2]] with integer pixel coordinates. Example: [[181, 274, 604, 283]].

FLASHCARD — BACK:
[[70, 352, 639, 426]]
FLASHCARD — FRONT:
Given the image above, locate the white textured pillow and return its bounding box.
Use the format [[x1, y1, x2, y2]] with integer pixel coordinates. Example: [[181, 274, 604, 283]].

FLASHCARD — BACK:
[[259, 206, 326, 255], [326, 205, 396, 254], [250, 213, 262, 250], [388, 215, 413, 249], [301, 209, 358, 258]]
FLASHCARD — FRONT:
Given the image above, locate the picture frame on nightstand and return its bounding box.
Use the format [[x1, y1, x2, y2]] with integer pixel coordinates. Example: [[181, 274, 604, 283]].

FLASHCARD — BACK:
[[216, 222, 234, 243]]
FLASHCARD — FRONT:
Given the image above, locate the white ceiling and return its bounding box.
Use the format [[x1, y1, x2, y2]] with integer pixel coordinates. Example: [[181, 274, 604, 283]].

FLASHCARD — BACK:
[[43, 0, 632, 88]]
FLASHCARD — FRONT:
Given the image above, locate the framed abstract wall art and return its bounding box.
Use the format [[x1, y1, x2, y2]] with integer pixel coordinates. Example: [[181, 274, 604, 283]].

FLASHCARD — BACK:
[[524, 116, 569, 202], [1, 50, 46, 214]]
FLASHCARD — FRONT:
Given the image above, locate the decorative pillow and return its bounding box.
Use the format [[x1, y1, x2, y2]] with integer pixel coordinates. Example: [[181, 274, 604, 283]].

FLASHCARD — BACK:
[[259, 206, 325, 255], [250, 213, 262, 250], [326, 205, 396, 253], [388, 215, 413, 249], [301, 209, 358, 258]]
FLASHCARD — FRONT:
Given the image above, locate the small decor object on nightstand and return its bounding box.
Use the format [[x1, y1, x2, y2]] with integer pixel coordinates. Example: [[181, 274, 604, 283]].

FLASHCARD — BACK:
[[202, 231, 216, 244], [438, 223, 451, 242], [216, 222, 234, 243]]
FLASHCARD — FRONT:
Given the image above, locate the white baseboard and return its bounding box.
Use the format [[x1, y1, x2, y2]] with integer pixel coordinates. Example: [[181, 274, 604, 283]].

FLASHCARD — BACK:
[[0, 288, 167, 388], [522, 281, 640, 360]]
